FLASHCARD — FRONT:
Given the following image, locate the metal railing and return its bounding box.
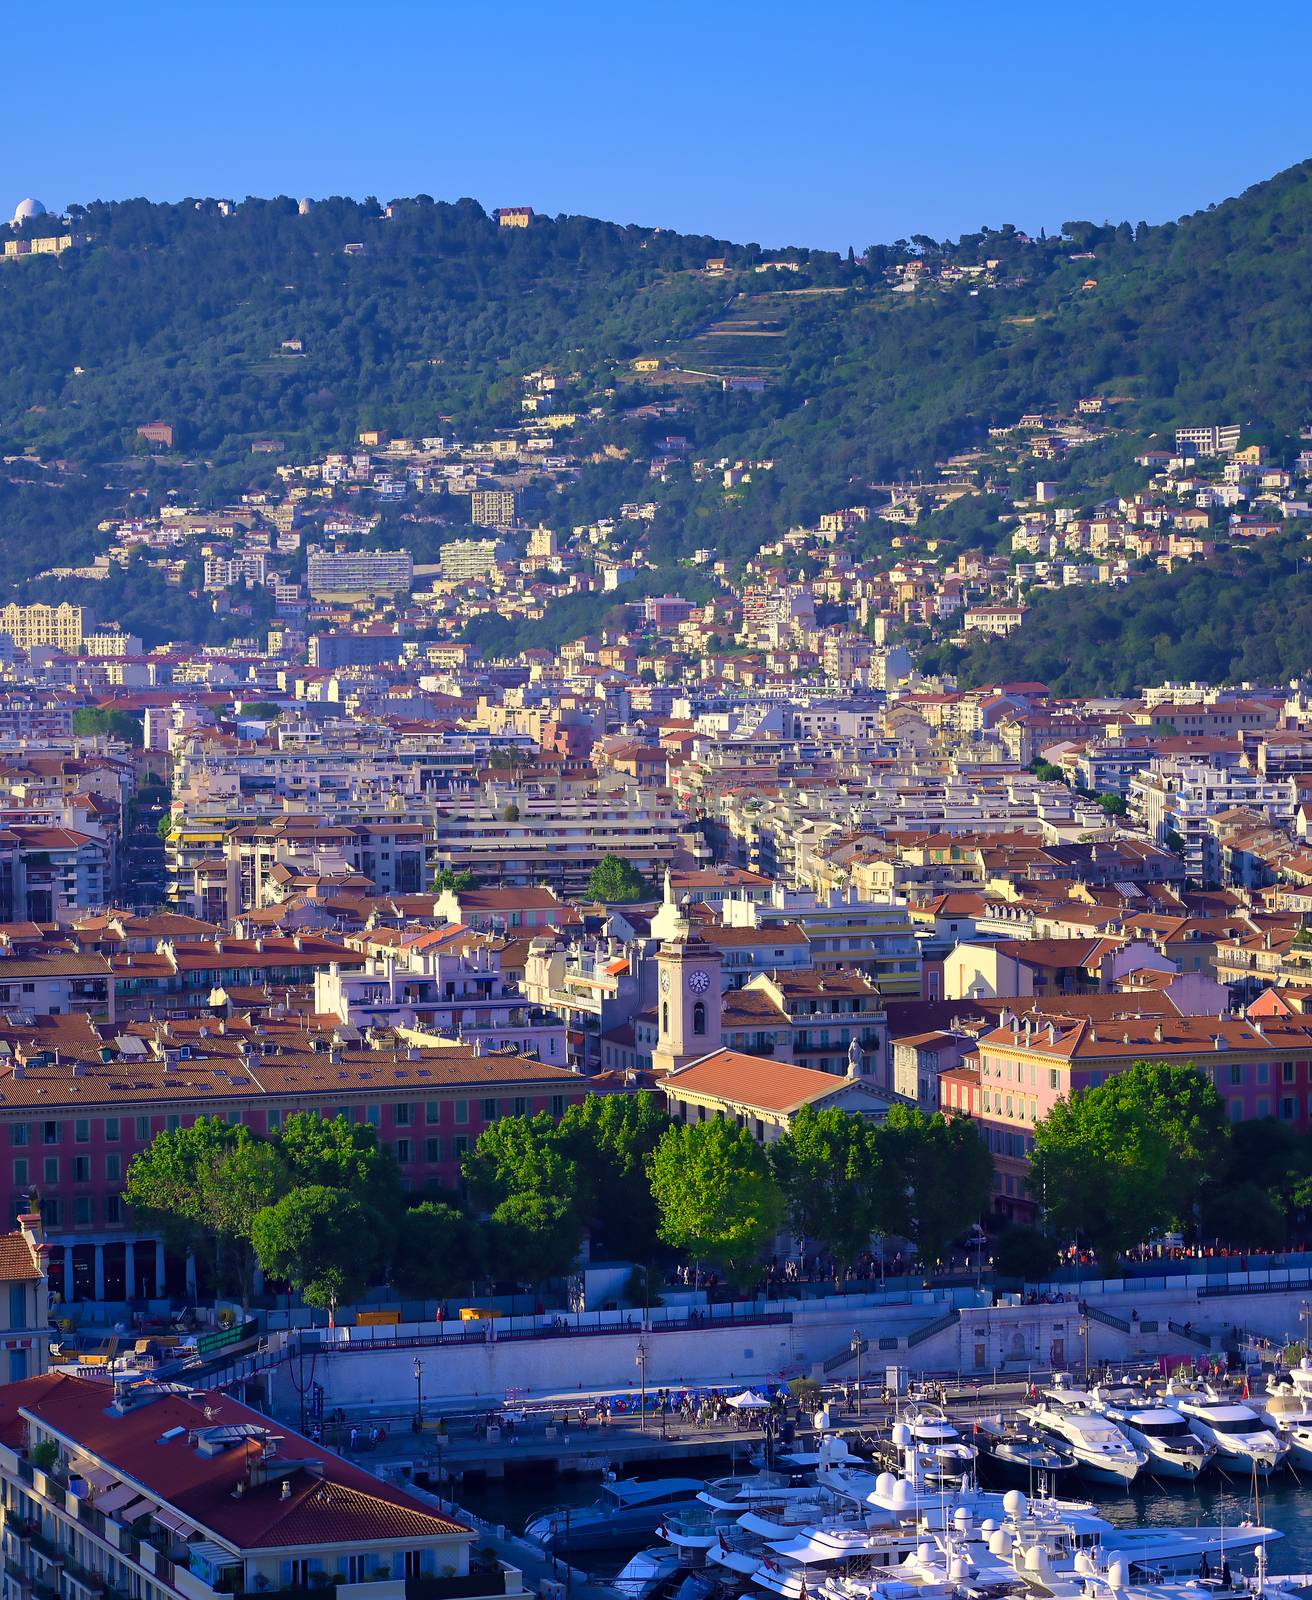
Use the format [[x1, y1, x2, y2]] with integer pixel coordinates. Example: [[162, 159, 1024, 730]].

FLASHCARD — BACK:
[[907, 1309, 959, 1348]]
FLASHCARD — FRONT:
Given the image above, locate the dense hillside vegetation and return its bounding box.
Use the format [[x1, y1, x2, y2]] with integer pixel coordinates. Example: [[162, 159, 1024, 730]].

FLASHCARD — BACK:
[[5, 166, 1312, 666], [926, 537, 1312, 694]]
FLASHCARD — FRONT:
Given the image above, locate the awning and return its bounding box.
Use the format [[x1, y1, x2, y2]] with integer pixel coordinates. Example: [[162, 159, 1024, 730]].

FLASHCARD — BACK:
[[114, 1497, 157, 1524], [70, 1464, 114, 1493], [153, 1509, 197, 1539], [94, 1484, 138, 1515]]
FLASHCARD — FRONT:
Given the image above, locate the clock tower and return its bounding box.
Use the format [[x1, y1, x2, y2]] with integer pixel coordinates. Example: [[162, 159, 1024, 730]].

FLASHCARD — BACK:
[[652, 921, 723, 1075]]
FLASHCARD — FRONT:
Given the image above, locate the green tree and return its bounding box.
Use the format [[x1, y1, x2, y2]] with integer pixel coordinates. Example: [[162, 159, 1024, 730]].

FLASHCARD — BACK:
[[391, 1203, 483, 1300], [484, 1190, 582, 1288], [586, 854, 653, 903], [876, 1106, 993, 1268], [277, 1112, 404, 1224], [1098, 792, 1129, 817], [251, 1186, 384, 1315], [72, 707, 144, 746], [558, 1091, 670, 1260], [432, 868, 480, 892], [648, 1118, 784, 1283], [770, 1105, 885, 1278], [238, 700, 281, 720], [1030, 1061, 1228, 1265], [462, 1112, 588, 1275], [125, 1118, 284, 1302]]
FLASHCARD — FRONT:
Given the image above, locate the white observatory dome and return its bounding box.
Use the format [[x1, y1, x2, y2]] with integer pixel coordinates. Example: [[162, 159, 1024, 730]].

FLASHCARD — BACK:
[[297, 197, 314, 215], [12, 198, 46, 224]]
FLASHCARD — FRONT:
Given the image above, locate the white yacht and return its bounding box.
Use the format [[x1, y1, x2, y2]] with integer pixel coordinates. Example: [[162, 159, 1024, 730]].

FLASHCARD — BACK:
[[1261, 1372, 1312, 1469], [895, 1411, 978, 1484], [524, 1477, 705, 1552], [1091, 1383, 1215, 1479], [1166, 1382, 1289, 1477], [1024, 1382, 1148, 1485]]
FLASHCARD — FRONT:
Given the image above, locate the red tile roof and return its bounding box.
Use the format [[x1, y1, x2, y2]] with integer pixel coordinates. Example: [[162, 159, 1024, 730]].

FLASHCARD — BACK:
[[1, 1373, 468, 1548]]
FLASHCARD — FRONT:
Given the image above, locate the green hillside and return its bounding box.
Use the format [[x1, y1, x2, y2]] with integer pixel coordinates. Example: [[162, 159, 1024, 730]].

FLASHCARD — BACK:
[[4, 165, 1312, 656]]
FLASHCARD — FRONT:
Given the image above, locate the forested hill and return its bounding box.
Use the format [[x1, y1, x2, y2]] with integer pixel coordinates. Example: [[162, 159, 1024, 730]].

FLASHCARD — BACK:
[[4, 167, 1312, 603]]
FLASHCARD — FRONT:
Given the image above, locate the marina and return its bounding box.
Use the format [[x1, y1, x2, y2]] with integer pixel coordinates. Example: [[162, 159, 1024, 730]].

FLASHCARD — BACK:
[[428, 1373, 1312, 1600]]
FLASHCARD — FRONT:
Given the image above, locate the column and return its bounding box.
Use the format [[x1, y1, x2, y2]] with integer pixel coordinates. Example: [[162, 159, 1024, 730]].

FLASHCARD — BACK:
[[93, 1245, 105, 1304], [63, 1245, 74, 1303], [154, 1240, 165, 1298], [185, 1251, 197, 1297], [124, 1241, 136, 1301]]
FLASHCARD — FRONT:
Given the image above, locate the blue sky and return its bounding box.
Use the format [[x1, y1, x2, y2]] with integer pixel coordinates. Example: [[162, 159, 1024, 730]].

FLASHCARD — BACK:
[[7, 0, 1311, 250]]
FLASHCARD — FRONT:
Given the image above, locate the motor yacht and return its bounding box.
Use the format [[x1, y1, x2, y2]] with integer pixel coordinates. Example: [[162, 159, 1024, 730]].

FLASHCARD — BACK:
[[1091, 1383, 1215, 1479], [1023, 1382, 1147, 1485], [1165, 1382, 1288, 1477], [1260, 1373, 1312, 1470], [524, 1476, 705, 1552], [894, 1412, 978, 1485], [973, 1416, 1078, 1485]]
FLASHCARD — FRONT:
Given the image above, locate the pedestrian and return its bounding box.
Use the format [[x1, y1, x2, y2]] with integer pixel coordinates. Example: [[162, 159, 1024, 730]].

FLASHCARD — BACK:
[[349, 1426, 359, 1451]]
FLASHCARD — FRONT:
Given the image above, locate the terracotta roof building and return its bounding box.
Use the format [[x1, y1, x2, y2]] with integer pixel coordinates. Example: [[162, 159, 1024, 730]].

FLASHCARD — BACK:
[[0, 1372, 522, 1600]]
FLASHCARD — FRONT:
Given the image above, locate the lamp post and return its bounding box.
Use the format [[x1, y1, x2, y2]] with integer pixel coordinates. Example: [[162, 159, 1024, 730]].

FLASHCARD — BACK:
[[635, 1337, 649, 1433], [413, 1356, 423, 1433], [851, 1330, 863, 1416], [1079, 1318, 1089, 1378], [1301, 1300, 1310, 1357]]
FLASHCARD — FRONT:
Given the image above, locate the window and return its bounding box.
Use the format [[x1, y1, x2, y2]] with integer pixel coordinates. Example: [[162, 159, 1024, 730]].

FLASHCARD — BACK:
[[42, 1121, 60, 1146], [136, 1116, 151, 1141], [72, 1157, 90, 1184], [1229, 1064, 1244, 1086], [10, 1125, 28, 1148], [43, 1198, 61, 1226], [74, 1120, 89, 1144], [105, 1153, 120, 1182], [425, 1138, 441, 1164], [12, 1159, 26, 1187], [551, 1096, 565, 1117], [104, 1118, 119, 1142], [454, 1100, 468, 1124], [167, 1116, 180, 1133], [1281, 1097, 1298, 1120], [453, 1135, 468, 1158], [8, 1285, 25, 1330], [426, 1101, 441, 1125], [482, 1099, 497, 1121], [266, 1110, 281, 1134], [43, 1157, 58, 1185], [74, 1197, 92, 1226], [662, 1002, 669, 1034], [395, 1139, 411, 1164], [394, 1103, 412, 1127], [104, 1195, 121, 1225], [513, 1097, 527, 1117], [693, 1001, 706, 1036], [1284, 1062, 1296, 1085], [366, 1105, 379, 1126]]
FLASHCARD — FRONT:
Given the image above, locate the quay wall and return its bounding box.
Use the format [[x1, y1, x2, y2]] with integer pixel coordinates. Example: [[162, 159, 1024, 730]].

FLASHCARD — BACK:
[[267, 1275, 1312, 1414]]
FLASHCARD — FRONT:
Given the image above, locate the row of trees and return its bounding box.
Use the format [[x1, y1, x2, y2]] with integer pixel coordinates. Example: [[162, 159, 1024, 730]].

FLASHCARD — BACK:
[[468, 1095, 994, 1285], [123, 1094, 996, 1314], [1028, 1059, 1312, 1267]]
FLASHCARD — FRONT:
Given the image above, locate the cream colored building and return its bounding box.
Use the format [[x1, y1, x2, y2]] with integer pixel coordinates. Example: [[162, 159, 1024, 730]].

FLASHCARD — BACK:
[[0, 603, 84, 651]]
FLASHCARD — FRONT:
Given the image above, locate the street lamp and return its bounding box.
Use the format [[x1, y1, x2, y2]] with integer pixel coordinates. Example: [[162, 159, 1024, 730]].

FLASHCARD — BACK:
[[1301, 1300, 1310, 1357], [851, 1330, 864, 1416], [1078, 1318, 1089, 1378], [413, 1356, 423, 1433], [635, 1338, 649, 1433]]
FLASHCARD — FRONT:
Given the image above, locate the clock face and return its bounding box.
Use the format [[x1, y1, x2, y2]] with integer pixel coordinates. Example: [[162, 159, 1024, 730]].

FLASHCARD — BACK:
[[688, 969, 710, 995], [659, 969, 671, 994]]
